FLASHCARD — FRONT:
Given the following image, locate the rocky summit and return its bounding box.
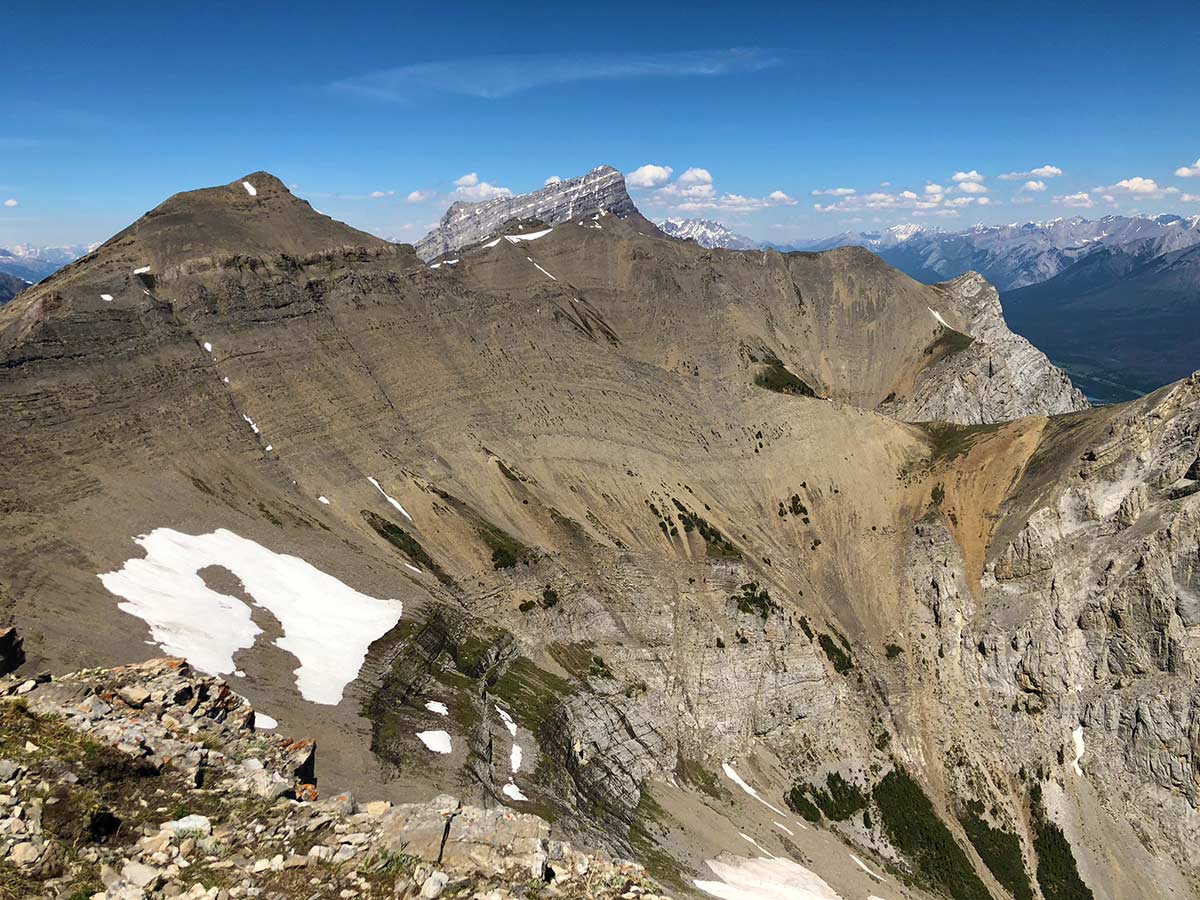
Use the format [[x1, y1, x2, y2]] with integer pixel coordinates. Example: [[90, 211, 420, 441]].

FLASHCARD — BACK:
[[1, 169, 1198, 900], [414, 166, 640, 261]]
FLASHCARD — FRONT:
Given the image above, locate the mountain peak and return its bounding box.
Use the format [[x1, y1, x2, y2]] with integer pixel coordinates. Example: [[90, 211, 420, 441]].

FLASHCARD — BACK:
[[415, 166, 638, 260]]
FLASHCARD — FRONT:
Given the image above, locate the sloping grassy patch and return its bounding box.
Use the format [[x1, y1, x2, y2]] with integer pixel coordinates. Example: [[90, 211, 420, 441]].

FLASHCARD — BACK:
[[732, 581, 779, 619], [671, 498, 741, 559], [925, 328, 975, 360], [873, 767, 990, 900], [475, 520, 533, 569], [817, 633, 853, 673], [809, 772, 868, 821], [361, 510, 453, 585], [959, 801, 1033, 900], [1030, 785, 1094, 900]]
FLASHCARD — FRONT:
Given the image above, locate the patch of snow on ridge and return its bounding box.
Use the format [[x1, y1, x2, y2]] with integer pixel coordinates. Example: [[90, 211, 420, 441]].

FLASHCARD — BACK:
[[849, 854, 883, 880], [496, 705, 518, 736], [100, 294, 113, 302], [367, 476, 412, 521], [97, 528, 403, 705], [417, 730, 452, 754], [511, 743, 523, 773], [425, 700, 448, 716], [528, 258, 557, 280], [722, 763, 788, 817], [318, 496, 330, 505], [133, 266, 151, 275], [242, 181, 257, 197], [1071, 725, 1085, 776], [502, 782, 529, 801], [242, 414, 259, 434], [254, 712, 278, 730], [927, 306, 952, 329], [504, 228, 552, 243], [694, 855, 844, 900]]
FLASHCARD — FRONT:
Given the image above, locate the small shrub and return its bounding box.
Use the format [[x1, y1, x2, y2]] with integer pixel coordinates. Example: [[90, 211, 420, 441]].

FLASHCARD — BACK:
[[809, 772, 867, 821], [885, 643, 904, 659], [732, 582, 779, 619], [787, 785, 823, 823]]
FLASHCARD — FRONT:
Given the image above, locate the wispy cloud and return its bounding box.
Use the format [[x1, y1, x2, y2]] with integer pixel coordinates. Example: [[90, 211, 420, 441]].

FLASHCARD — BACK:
[[998, 164, 1063, 180], [330, 48, 785, 102]]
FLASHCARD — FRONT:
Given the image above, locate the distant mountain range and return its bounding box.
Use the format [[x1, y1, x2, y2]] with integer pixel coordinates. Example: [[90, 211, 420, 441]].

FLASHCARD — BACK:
[[664, 213, 1200, 400], [657, 217, 757, 250], [0, 272, 27, 305], [0, 243, 94, 284]]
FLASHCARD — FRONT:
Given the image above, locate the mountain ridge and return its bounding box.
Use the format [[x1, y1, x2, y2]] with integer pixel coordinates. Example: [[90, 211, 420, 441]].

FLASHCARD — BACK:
[[1, 169, 1197, 900]]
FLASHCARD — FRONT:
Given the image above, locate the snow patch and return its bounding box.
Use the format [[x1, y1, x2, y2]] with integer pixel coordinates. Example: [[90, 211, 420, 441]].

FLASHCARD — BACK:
[[100, 294, 113, 302], [502, 782, 529, 802], [504, 228, 552, 243], [927, 306, 951, 329], [133, 266, 151, 275], [496, 705, 518, 737], [527, 258, 557, 280], [242, 181, 257, 197], [425, 700, 449, 716], [203, 342, 213, 353], [367, 477, 412, 521], [317, 496, 330, 505], [511, 743, 523, 773], [723, 763, 788, 817], [417, 730, 452, 754], [695, 856, 844, 900], [740, 834, 775, 858], [849, 854, 883, 881], [773, 821, 794, 836], [241, 414, 259, 435], [482, 237, 503, 249], [254, 712, 278, 730], [97, 528, 403, 704], [1070, 725, 1085, 776]]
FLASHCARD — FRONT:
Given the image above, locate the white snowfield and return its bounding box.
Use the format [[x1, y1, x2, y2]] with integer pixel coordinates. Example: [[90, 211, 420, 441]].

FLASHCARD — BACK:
[[98, 528, 403, 705], [367, 476, 412, 521], [695, 856, 844, 900], [417, 730, 452, 754], [242, 181, 257, 197]]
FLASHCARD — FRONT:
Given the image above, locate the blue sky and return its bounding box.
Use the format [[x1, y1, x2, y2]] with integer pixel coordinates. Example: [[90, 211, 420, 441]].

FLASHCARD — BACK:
[[2, 0, 1198, 246]]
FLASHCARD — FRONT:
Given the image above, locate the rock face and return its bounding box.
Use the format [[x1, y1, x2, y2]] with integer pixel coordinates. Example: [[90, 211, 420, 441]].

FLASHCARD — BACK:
[[0, 626, 23, 674], [895, 271, 1088, 423], [414, 165, 638, 260]]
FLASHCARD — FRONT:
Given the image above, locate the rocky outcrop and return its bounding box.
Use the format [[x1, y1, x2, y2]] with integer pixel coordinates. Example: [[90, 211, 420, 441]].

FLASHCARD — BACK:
[[0, 659, 671, 900], [898, 271, 1088, 424], [414, 166, 638, 260]]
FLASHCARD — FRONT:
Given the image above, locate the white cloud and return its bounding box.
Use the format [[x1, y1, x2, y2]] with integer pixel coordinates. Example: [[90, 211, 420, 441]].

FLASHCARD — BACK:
[[1095, 176, 1179, 200], [1111, 176, 1160, 194], [2, 199, 17, 208], [454, 172, 480, 187], [1175, 159, 1200, 178], [544, 175, 562, 185], [331, 49, 786, 102], [945, 197, 975, 207], [957, 181, 989, 194], [1022, 180, 1047, 192], [406, 190, 434, 203], [811, 187, 856, 196], [626, 164, 673, 189], [678, 190, 796, 213], [976, 196, 994, 206], [1056, 192, 1094, 208], [1182, 193, 1200, 203], [677, 167, 713, 187], [952, 170, 985, 183], [369, 190, 394, 199], [455, 180, 512, 201], [999, 165, 1063, 180], [924, 183, 944, 194]]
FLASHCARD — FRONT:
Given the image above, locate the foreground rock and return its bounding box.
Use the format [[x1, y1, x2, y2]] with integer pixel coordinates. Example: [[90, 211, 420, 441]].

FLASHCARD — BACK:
[[0, 659, 670, 900]]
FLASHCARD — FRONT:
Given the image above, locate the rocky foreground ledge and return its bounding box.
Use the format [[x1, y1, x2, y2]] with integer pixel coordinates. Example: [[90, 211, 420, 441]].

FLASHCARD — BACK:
[[0, 658, 670, 900]]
